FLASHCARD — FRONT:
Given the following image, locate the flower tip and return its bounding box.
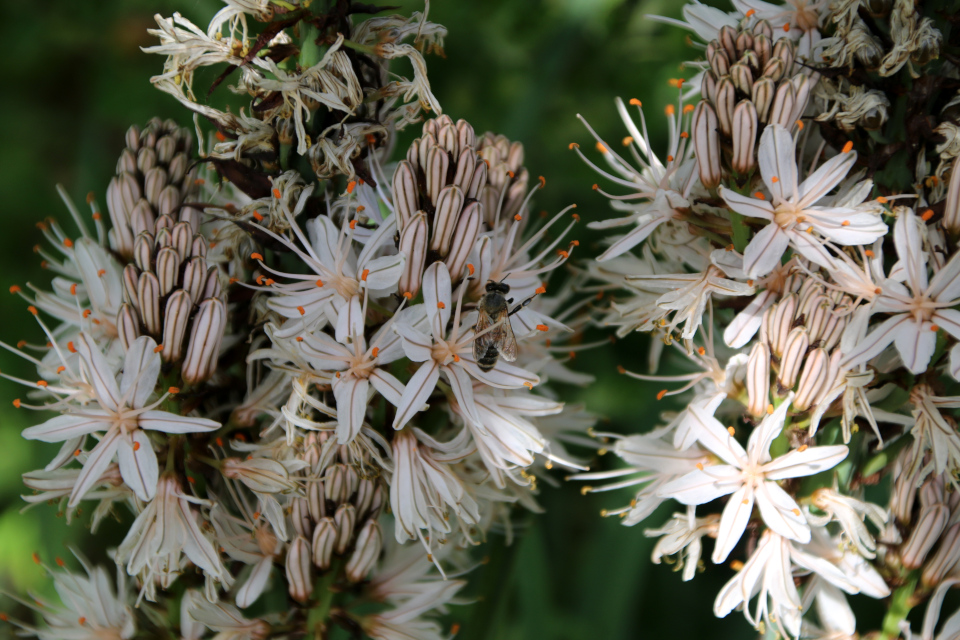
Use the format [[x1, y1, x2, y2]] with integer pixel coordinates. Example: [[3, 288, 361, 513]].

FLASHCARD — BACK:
[[250, 252, 264, 261], [629, 98, 642, 107], [568, 142, 579, 150], [842, 141, 854, 153]]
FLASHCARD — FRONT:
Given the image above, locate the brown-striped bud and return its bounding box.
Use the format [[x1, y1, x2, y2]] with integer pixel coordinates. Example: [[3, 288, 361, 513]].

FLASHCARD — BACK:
[[334, 504, 356, 555], [769, 294, 797, 358], [693, 102, 722, 190], [747, 342, 771, 418], [922, 522, 960, 586], [445, 201, 482, 279], [779, 327, 810, 390], [292, 498, 311, 538], [902, 505, 949, 569], [285, 536, 312, 602], [432, 185, 465, 255], [730, 63, 754, 96], [312, 517, 337, 569], [794, 348, 828, 411], [731, 100, 758, 175], [181, 298, 226, 385], [161, 290, 192, 362], [398, 212, 428, 298], [751, 77, 776, 123], [715, 77, 736, 138], [118, 304, 141, 352], [346, 520, 382, 582], [308, 480, 326, 521]]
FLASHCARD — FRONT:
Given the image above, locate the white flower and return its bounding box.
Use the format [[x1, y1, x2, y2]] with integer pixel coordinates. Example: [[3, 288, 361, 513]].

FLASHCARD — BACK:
[[719, 124, 887, 277], [660, 395, 848, 562], [22, 334, 219, 505], [841, 208, 960, 375], [645, 509, 719, 581]]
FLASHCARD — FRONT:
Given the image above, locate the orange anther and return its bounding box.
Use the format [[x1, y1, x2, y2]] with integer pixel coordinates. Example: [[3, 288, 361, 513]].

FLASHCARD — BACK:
[[215, 131, 227, 142], [754, 192, 765, 200], [698, 347, 706, 355], [680, 131, 689, 138], [335, 372, 341, 378], [346, 181, 357, 194], [63, 238, 73, 248], [316, 279, 324, 287], [349, 220, 357, 229], [133, 441, 141, 451], [535, 286, 547, 295], [727, 426, 736, 435], [403, 291, 413, 299], [153, 345, 164, 353], [747, 279, 754, 286], [453, 354, 461, 362], [28, 306, 38, 315], [253, 511, 261, 520], [297, 306, 306, 315], [796, 120, 804, 130], [771, 176, 779, 183], [252, 211, 264, 222], [592, 183, 599, 191], [570, 240, 580, 247], [361, 269, 370, 281], [356, 205, 366, 213], [8, 285, 20, 294], [696, 462, 705, 470], [216, 437, 224, 447], [922, 209, 934, 221], [250, 252, 264, 261], [296, 336, 303, 342], [683, 104, 695, 114], [12, 399, 20, 408], [371, 347, 379, 358], [16, 340, 25, 348], [194, 178, 206, 186], [841, 220, 850, 226], [169, 387, 180, 394], [842, 141, 854, 153], [665, 105, 676, 116], [766, 404, 774, 414], [536, 324, 549, 332], [746, 9, 756, 16], [67, 341, 76, 353], [557, 250, 570, 259], [70, 284, 77, 295], [568, 142, 579, 150], [73, 449, 81, 457], [264, 279, 275, 286], [229, 277, 238, 284], [437, 302, 446, 309], [187, 476, 196, 484], [467, 263, 475, 275], [538, 176, 546, 188], [514, 214, 522, 221], [523, 382, 534, 389], [876, 196, 888, 203], [572, 213, 580, 221], [623, 136, 634, 146], [596, 142, 608, 153], [798, 444, 808, 452], [32, 552, 40, 564], [56, 366, 65, 374], [865, 250, 875, 257], [451, 623, 461, 635], [629, 98, 642, 107], [783, 22, 791, 32], [256, 275, 266, 285], [97, 269, 106, 277], [931, 324, 940, 332], [656, 389, 667, 400], [56, 557, 65, 567], [507, 171, 516, 179], [78, 616, 86, 625], [667, 155, 674, 162]]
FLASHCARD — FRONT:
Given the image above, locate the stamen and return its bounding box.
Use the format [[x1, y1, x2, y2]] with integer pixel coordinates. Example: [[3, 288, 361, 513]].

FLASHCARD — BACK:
[[297, 306, 306, 315], [842, 141, 854, 153], [153, 345, 164, 353], [251, 252, 264, 261], [272, 188, 282, 199]]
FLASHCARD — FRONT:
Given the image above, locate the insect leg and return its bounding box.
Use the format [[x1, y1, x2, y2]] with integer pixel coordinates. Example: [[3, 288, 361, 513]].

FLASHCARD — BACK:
[[508, 293, 538, 317]]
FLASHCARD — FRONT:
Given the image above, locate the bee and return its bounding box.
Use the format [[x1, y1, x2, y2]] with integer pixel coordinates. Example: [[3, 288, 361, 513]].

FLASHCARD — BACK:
[[473, 280, 536, 371]]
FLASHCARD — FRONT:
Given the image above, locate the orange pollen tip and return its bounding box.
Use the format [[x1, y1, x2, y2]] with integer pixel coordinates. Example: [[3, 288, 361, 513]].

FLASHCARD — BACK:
[[683, 104, 695, 113], [451, 623, 461, 635], [453, 354, 460, 362], [680, 131, 689, 139], [568, 351, 576, 359], [194, 178, 206, 186], [842, 220, 850, 226], [250, 252, 264, 261], [696, 462, 705, 470], [874, 287, 882, 294], [56, 366, 65, 374], [507, 171, 516, 179], [253, 511, 260, 520], [272, 188, 282, 199], [514, 214, 523, 221], [570, 240, 580, 247], [523, 382, 534, 389], [538, 176, 546, 188], [371, 347, 379, 357], [169, 387, 180, 394], [437, 302, 446, 309], [349, 220, 357, 229], [535, 286, 547, 295], [622, 136, 633, 146], [842, 141, 854, 153], [731, 560, 745, 571], [876, 196, 888, 203], [97, 269, 106, 277], [70, 284, 77, 295], [596, 142, 608, 153], [536, 324, 549, 332], [865, 250, 875, 257], [153, 345, 164, 353], [592, 183, 599, 191], [335, 372, 341, 378], [296, 336, 303, 342], [361, 268, 370, 281], [32, 553, 40, 564], [467, 263, 475, 275], [771, 176, 779, 183], [215, 131, 227, 142], [63, 238, 73, 248], [747, 279, 755, 286], [256, 275, 266, 285], [229, 277, 238, 284], [629, 98, 642, 106], [572, 213, 580, 221], [78, 617, 86, 625], [187, 476, 196, 483], [727, 426, 736, 435], [133, 442, 140, 451], [783, 22, 791, 31], [665, 105, 676, 116], [746, 9, 756, 16], [558, 250, 570, 259], [922, 209, 934, 221], [656, 389, 667, 400], [8, 285, 20, 294], [356, 205, 366, 213], [667, 155, 674, 162], [403, 291, 413, 299], [264, 278, 275, 286], [56, 557, 65, 567], [28, 306, 38, 315], [85, 192, 95, 205], [216, 437, 224, 447], [698, 347, 706, 355], [796, 120, 804, 130], [16, 340, 25, 348], [754, 192, 765, 200], [346, 181, 357, 194], [792, 508, 801, 516], [12, 399, 20, 408], [67, 341, 76, 353], [359, 178, 365, 185], [766, 404, 775, 414], [316, 279, 324, 287], [931, 324, 940, 332], [73, 449, 81, 456], [297, 306, 306, 315], [798, 444, 808, 452], [568, 142, 579, 150], [252, 211, 264, 222]]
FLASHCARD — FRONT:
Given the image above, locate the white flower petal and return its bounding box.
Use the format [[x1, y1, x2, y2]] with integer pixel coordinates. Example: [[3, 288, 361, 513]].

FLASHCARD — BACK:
[[762, 445, 848, 480], [392, 360, 440, 430], [117, 430, 159, 502], [393, 320, 434, 362], [138, 410, 220, 434], [596, 214, 670, 262], [370, 369, 405, 406], [894, 318, 937, 374], [743, 222, 790, 277], [23, 412, 112, 443], [658, 465, 742, 505], [797, 149, 857, 208], [758, 124, 798, 204], [755, 481, 810, 542], [712, 484, 754, 564], [460, 357, 540, 389], [333, 376, 369, 445], [894, 209, 928, 294], [840, 313, 908, 370], [422, 262, 452, 339], [236, 557, 273, 609], [77, 333, 121, 412], [120, 336, 162, 409], [718, 186, 775, 220], [688, 404, 748, 466], [69, 428, 121, 507]]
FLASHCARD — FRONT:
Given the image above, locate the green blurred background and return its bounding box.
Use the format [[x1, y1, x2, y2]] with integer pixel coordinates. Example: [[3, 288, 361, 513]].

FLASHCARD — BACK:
[[0, 1, 753, 637]]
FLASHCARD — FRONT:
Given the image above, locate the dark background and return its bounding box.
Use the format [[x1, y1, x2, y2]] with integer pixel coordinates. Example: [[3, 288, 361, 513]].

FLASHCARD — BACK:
[[0, 1, 752, 637]]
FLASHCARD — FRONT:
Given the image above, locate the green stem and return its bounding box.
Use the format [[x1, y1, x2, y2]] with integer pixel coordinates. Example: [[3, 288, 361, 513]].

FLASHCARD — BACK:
[[299, 23, 322, 69], [729, 211, 751, 253], [340, 39, 378, 56], [880, 579, 917, 640], [306, 559, 343, 638]]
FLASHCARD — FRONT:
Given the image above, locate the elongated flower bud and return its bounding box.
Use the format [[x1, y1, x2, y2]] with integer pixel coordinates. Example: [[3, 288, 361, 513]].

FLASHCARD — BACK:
[[794, 348, 828, 411], [715, 78, 736, 138], [778, 327, 809, 390], [747, 342, 771, 418], [693, 102, 721, 189], [445, 201, 482, 279], [312, 518, 337, 569], [182, 298, 227, 385], [902, 504, 949, 569], [731, 100, 758, 175], [346, 520, 382, 582], [334, 503, 356, 555], [922, 522, 960, 586], [945, 159, 960, 233], [285, 535, 312, 602], [398, 212, 428, 298]]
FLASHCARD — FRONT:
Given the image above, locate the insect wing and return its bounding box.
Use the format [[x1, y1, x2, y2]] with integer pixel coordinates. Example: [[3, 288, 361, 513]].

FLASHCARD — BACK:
[[498, 315, 518, 362], [473, 307, 497, 362]]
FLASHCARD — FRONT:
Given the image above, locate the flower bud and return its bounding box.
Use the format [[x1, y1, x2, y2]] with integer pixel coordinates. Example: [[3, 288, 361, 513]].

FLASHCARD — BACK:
[[182, 297, 227, 385], [398, 212, 428, 298], [426, 146, 450, 206], [735, 30, 754, 58], [285, 535, 312, 602], [292, 498, 311, 538], [355, 478, 377, 520], [769, 294, 797, 358], [771, 39, 795, 75], [945, 159, 960, 233], [312, 518, 337, 569], [334, 503, 356, 554], [708, 47, 731, 77], [137, 271, 162, 336], [747, 342, 771, 418], [223, 457, 297, 494], [308, 480, 326, 521], [794, 348, 828, 411], [432, 185, 465, 255], [731, 100, 758, 175], [118, 303, 141, 352], [751, 77, 776, 123], [922, 522, 960, 587], [902, 505, 949, 569], [161, 290, 192, 362], [730, 62, 754, 96], [445, 201, 482, 279], [392, 161, 419, 229], [753, 34, 771, 67], [769, 82, 797, 130], [715, 78, 736, 138], [718, 25, 737, 60], [778, 327, 809, 390], [693, 102, 721, 190], [346, 520, 382, 582], [702, 70, 719, 103]]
